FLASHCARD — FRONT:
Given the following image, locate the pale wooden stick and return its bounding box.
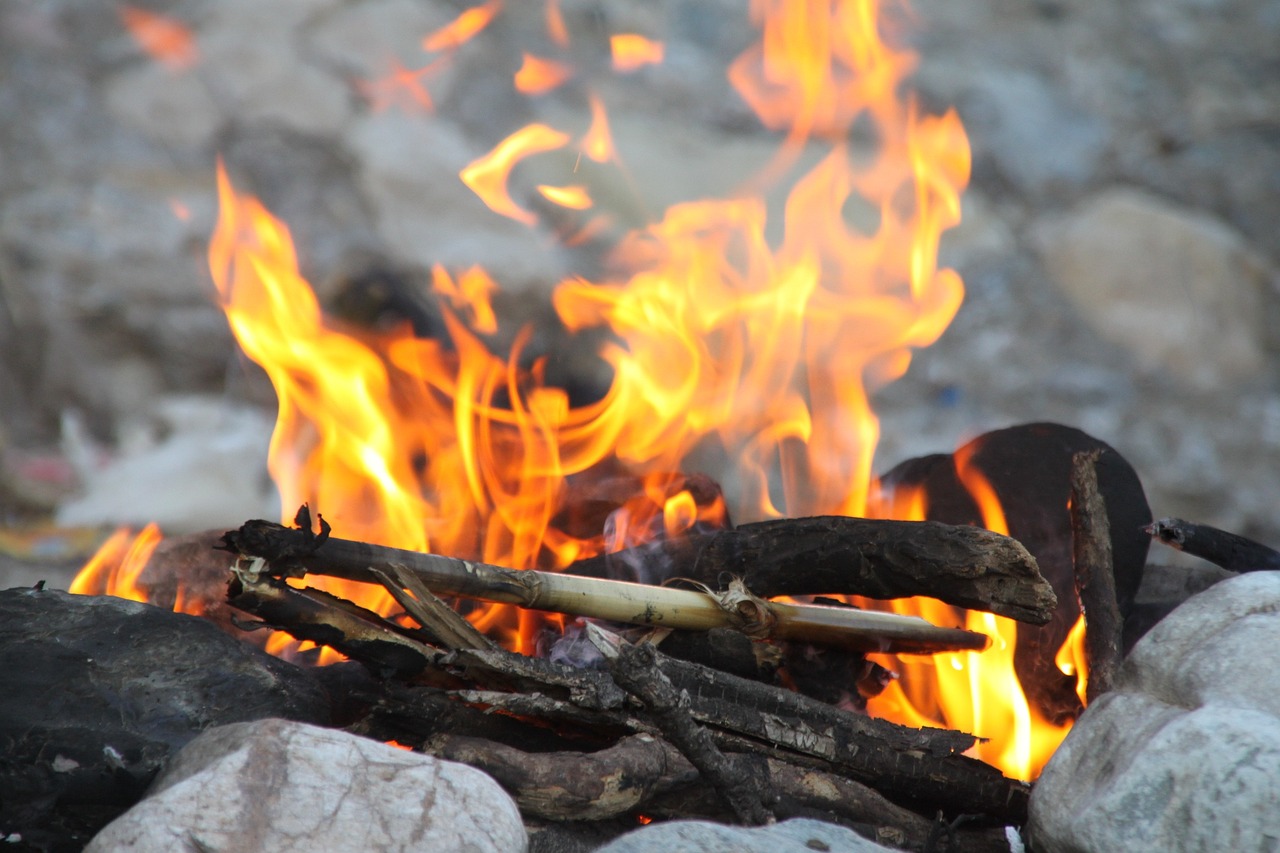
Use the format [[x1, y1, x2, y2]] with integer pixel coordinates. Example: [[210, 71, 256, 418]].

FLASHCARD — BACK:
[[224, 517, 991, 655]]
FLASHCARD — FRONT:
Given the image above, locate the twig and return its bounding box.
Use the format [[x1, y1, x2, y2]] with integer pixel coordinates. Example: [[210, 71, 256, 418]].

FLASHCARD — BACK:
[[226, 561, 440, 677], [370, 563, 496, 651], [1145, 516, 1280, 573], [1069, 451, 1123, 702], [587, 624, 775, 825]]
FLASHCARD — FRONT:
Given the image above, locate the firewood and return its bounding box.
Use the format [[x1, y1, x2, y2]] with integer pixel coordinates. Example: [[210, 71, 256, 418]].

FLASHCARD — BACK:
[[1069, 450, 1123, 702], [226, 569, 441, 677], [425, 732, 1014, 851], [221, 508, 991, 654], [588, 626, 775, 825], [567, 516, 1055, 624], [1145, 516, 1280, 573], [426, 732, 694, 821]]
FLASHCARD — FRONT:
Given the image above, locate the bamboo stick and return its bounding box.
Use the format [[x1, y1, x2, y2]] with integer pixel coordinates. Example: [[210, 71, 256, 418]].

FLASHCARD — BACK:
[[223, 514, 991, 655]]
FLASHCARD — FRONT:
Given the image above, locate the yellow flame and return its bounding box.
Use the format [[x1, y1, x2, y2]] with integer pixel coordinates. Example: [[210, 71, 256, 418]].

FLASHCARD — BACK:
[[515, 54, 575, 95], [610, 34, 665, 72]]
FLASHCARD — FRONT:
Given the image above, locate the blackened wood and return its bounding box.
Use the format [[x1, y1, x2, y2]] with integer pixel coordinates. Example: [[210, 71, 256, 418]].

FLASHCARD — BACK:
[[1070, 451, 1123, 703], [227, 574, 441, 677], [426, 731, 1011, 850], [444, 646, 628, 711], [223, 516, 991, 654], [878, 423, 1152, 724], [658, 627, 781, 682], [569, 516, 1055, 624], [603, 638, 774, 825], [426, 732, 696, 821], [1145, 516, 1280, 573], [649, 647, 1029, 823]]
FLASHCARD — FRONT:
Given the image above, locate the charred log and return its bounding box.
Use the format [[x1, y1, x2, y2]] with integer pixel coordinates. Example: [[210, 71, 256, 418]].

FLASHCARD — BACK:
[[568, 516, 1054, 625], [878, 422, 1152, 724]]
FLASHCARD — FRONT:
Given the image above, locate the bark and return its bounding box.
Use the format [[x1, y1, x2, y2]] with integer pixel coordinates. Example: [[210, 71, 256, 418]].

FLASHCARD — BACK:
[[600, 636, 774, 825], [570, 516, 1055, 624], [1070, 451, 1123, 702], [1146, 516, 1280, 573]]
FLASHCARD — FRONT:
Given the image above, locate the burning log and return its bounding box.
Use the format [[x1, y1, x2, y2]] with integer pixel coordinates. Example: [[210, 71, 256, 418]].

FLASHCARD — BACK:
[[223, 560, 1030, 826], [1145, 516, 1280, 573], [221, 509, 991, 655], [1068, 451, 1124, 701], [569, 516, 1056, 625]]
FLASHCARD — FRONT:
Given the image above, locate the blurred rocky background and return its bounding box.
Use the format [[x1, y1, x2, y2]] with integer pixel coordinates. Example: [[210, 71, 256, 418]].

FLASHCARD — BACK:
[[1, 0, 1277, 585]]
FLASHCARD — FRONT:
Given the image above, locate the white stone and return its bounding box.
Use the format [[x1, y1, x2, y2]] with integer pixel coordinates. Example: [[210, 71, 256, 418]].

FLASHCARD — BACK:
[[86, 718, 527, 853], [597, 817, 901, 853], [1032, 187, 1276, 389], [1028, 572, 1280, 852], [55, 395, 279, 534]]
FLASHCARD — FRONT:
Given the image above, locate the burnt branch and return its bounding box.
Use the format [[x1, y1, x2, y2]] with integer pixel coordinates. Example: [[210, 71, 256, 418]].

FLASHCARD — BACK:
[[1069, 451, 1123, 702], [590, 628, 774, 825], [1145, 517, 1280, 573], [222, 512, 990, 654], [569, 516, 1055, 624]]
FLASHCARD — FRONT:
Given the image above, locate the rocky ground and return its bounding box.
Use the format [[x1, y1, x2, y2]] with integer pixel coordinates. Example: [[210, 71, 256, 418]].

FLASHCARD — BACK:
[[0, 0, 1277, 583]]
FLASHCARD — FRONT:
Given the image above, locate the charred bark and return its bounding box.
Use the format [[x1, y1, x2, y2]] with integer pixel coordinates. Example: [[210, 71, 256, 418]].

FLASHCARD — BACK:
[[569, 516, 1054, 624], [1069, 451, 1124, 702], [1146, 516, 1280, 573]]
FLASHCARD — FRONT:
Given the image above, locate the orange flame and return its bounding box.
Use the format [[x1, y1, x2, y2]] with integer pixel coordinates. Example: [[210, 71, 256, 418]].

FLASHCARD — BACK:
[[581, 94, 617, 164], [609, 35, 665, 72], [422, 0, 502, 52], [75, 0, 1089, 781], [545, 0, 570, 47], [515, 54, 575, 95], [70, 524, 163, 603], [864, 458, 1089, 780], [117, 4, 198, 72], [460, 124, 573, 225], [537, 184, 593, 211]]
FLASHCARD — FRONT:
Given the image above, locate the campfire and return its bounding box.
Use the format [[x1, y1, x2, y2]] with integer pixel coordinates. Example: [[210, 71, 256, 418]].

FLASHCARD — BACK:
[[12, 0, 1276, 850]]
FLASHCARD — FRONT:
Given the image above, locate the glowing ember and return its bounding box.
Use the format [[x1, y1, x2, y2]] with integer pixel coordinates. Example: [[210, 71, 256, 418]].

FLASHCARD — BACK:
[[73, 0, 1086, 781]]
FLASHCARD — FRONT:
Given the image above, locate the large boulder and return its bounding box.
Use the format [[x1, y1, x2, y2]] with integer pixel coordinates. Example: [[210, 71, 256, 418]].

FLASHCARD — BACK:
[[1027, 571, 1280, 851], [86, 718, 527, 853]]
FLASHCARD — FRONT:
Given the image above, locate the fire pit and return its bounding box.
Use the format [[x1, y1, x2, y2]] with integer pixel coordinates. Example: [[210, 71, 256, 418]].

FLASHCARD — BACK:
[[2, 0, 1278, 851]]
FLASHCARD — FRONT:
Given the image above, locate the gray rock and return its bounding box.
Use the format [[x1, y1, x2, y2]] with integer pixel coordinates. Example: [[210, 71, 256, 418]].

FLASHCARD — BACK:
[[1028, 571, 1280, 852], [1032, 187, 1275, 389], [86, 718, 527, 853], [596, 817, 903, 853], [0, 587, 330, 846]]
